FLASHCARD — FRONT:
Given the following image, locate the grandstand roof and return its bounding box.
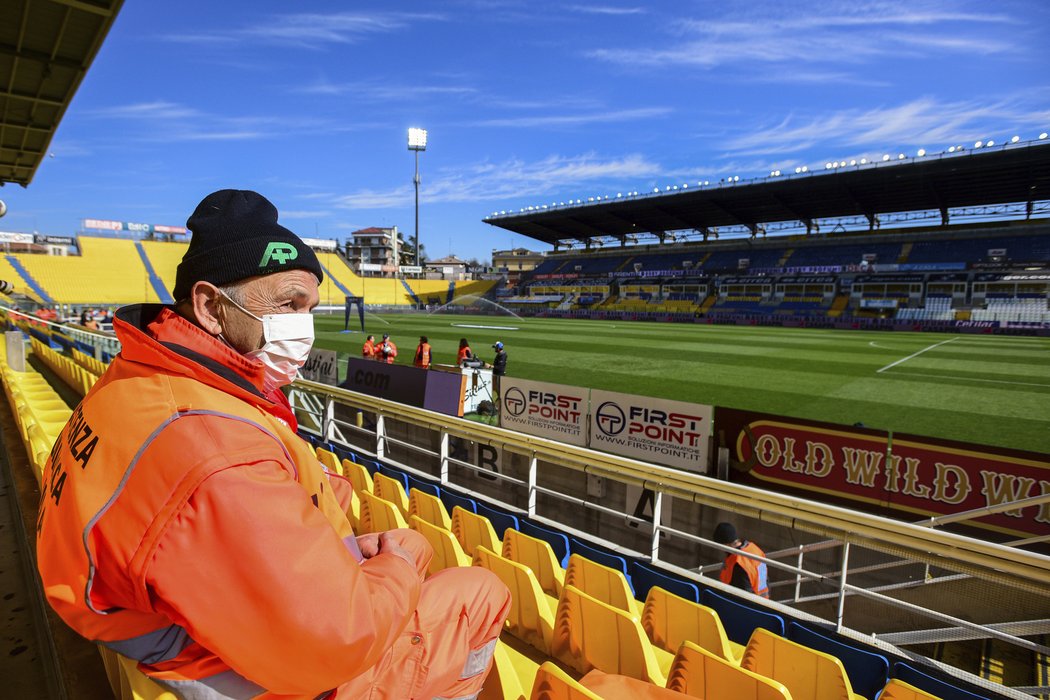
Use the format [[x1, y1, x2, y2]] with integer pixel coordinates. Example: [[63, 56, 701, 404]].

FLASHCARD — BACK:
[[0, 0, 123, 187], [484, 140, 1050, 246]]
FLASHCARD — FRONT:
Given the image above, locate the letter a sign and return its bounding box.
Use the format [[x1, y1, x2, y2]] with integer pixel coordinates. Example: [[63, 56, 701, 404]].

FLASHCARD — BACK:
[[259, 242, 299, 267]]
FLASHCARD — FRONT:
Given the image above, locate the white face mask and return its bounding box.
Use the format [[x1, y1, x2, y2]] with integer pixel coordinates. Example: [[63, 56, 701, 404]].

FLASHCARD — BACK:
[[220, 291, 315, 388]]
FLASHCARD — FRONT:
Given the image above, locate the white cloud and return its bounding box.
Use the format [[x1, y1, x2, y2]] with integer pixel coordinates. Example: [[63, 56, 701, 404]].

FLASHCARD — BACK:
[[298, 80, 477, 101], [467, 106, 673, 128], [325, 152, 664, 209], [567, 5, 647, 15], [587, 0, 1021, 76], [84, 100, 329, 143], [163, 11, 444, 49], [723, 95, 1050, 155]]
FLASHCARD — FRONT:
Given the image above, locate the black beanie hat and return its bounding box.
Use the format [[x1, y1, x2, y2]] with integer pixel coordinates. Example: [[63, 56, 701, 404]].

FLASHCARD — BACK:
[[712, 522, 738, 545], [172, 189, 324, 301]]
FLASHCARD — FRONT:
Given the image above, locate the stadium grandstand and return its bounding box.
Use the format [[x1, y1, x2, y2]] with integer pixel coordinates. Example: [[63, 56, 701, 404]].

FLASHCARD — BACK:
[[2, 3, 1049, 699], [484, 139, 1050, 334], [0, 234, 497, 309]]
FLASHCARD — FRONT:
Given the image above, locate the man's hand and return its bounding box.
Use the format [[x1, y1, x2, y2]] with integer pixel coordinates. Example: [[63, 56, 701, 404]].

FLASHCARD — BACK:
[[356, 533, 381, 559], [378, 532, 415, 568], [356, 532, 415, 568]]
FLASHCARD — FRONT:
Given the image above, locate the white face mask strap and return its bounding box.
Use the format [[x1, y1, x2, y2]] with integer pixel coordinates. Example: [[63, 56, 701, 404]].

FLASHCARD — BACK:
[[218, 289, 263, 322]]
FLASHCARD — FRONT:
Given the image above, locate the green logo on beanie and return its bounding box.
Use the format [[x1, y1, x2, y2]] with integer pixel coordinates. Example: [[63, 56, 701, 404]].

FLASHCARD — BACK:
[[259, 242, 298, 267]]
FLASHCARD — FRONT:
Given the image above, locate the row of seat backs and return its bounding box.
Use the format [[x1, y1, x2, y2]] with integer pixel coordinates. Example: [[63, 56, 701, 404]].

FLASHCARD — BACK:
[[311, 440, 989, 700]]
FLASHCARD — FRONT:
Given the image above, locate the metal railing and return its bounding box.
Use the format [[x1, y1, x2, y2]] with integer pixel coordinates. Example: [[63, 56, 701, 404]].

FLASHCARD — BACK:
[[288, 378, 1050, 698]]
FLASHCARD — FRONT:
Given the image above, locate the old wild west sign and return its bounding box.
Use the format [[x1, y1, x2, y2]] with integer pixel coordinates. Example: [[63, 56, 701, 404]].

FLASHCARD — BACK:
[[717, 408, 1050, 538]]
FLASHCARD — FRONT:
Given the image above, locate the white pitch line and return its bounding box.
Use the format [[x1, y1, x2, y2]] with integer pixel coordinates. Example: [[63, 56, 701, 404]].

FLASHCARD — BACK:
[[879, 370, 1050, 388], [868, 341, 891, 349], [876, 337, 959, 374], [450, 323, 520, 331]]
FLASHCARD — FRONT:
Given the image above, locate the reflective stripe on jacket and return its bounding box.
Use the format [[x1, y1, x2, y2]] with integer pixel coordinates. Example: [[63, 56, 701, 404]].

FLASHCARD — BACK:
[[36, 304, 422, 697], [719, 541, 770, 598]]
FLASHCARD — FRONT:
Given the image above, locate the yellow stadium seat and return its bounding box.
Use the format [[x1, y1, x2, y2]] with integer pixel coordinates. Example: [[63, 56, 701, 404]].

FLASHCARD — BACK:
[[742, 628, 865, 700], [565, 553, 642, 617], [358, 490, 408, 534], [551, 584, 670, 686], [408, 515, 471, 575], [502, 528, 565, 598], [667, 640, 791, 700], [452, 505, 501, 557], [877, 679, 942, 700], [315, 446, 343, 476], [409, 488, 452, 530], [27, 423, 54, 484], [98, 646, 130, 699], [97, 646, 179, 700], [479, 639, 533, 700], [530, 661, 603, 700], [372, 472, 410, 517], [642, 586, 743, 664], [473, 545, 557, 655], [342, 458, 373, 495]]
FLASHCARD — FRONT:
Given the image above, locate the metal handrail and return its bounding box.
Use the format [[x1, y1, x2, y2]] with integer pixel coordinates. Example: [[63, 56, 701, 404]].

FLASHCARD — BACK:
[[289, 378, 1050, 592]]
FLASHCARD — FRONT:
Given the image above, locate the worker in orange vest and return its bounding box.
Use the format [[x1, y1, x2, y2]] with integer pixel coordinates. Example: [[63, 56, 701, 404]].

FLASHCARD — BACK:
[[713, 522, 769, 598], [362, 334, 376, 359], [456, 337, 473, 366], [35, 190, 510, 699], [378, 333, 397, 364], [414, 335, 432, 369]]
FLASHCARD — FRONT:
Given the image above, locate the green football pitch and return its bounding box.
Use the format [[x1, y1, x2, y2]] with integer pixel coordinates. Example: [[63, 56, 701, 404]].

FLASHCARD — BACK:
[[312, 312, 1050, 454]]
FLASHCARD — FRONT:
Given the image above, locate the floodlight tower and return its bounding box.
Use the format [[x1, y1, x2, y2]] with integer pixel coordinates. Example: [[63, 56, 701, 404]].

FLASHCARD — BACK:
[[407, 127, 427, 267]]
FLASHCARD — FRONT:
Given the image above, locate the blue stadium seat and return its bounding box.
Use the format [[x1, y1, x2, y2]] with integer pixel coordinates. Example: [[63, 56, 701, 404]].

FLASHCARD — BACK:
[[787, 622, 889, 700], [892, 662, 988, 700], [440, 489, 478, 516], [359, 457, 383, 475], [630, 561, 700, 604], [570, 537, 634, 594], [333, 445, 358, 465], [475, 500, 520, 540], [700, 589, 785, 646], [405, 473, 440, 497], [520, 520, 570, 568]]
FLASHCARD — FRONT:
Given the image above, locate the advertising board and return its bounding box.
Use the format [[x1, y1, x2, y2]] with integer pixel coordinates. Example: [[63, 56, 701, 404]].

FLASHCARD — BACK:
[[499, 377, 587, 446], [718, 407, 1050, 538], [589, 389, 713, 472]]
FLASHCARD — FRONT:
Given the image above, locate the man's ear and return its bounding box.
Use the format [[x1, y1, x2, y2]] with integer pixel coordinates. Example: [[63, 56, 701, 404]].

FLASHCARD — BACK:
[[190, 281, 224, 336]]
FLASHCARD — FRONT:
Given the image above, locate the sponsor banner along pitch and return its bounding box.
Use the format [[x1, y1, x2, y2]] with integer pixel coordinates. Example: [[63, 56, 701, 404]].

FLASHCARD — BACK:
[[499, 377, 586, 446]]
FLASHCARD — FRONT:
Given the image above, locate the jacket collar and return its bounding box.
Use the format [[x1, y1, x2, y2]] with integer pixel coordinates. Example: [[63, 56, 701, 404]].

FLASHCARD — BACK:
[[113, 304, 298, 428]]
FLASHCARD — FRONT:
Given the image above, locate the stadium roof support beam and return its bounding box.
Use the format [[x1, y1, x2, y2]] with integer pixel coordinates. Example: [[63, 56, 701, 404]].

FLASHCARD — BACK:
[[49, 0, 117, 17], [0, 88, 65, 108], [0, 42, 86, 72]]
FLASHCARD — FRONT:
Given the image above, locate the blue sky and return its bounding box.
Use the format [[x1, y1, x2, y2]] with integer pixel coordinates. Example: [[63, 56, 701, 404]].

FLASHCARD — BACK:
[[2, 0, 1048, 262]]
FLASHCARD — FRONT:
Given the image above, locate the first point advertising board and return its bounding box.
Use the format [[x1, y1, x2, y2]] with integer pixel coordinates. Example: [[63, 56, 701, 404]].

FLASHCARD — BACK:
[[589, 389, 713, 473], [499, 377, 587, 446]]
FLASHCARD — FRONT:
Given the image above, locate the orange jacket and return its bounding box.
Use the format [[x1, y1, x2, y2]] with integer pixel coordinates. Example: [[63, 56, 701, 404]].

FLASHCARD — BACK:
[[362, 338, 376, 359], [719, 541, 770, 598], [414, 342, 431, 369], [378, 339, 397, 364], [36, 305, 422, 697], [456, 346, 472, 364]]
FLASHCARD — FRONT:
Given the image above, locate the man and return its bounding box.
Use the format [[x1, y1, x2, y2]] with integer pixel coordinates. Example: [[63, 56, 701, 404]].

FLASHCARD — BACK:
[[414, 335, 432, 369], [712, 522, 769, 598], [36, 190, 510, 699], [362, 333, 376, 360], [378, 333, 397, 364]]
